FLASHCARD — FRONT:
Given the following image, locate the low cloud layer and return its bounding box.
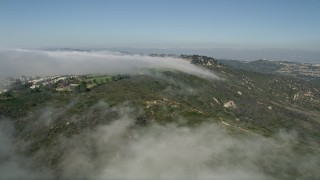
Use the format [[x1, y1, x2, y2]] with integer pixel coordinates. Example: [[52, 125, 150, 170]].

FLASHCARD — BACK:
[[0, 49, 218, 79]]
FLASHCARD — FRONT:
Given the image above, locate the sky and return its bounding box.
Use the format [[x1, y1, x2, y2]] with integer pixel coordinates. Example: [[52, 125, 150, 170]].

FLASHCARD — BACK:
[[0, 0, 320, 60]]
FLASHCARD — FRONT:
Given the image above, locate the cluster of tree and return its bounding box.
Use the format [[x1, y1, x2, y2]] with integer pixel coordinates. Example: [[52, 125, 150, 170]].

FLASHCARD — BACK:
[[111, 74, 129, 81], [180, 54, 218, 65], [149, 54, 177, 57]]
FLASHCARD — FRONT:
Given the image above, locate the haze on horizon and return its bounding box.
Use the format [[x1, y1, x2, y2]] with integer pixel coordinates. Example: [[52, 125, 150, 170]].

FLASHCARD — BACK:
[[0, 0, 320, 62]]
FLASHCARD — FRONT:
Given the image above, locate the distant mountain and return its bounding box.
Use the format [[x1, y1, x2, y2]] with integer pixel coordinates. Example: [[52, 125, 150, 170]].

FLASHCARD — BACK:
[[41, 47, 89, 52], [108, 47, 320, 63]]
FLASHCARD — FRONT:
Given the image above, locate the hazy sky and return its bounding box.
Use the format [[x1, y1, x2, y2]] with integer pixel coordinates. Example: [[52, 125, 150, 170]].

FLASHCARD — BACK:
[[0, 0, 320, 51]]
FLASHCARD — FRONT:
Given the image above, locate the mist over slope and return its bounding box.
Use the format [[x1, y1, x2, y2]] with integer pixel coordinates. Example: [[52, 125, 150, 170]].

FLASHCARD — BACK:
[[1, 102, 319, 180], [0, 119, 53, 179]]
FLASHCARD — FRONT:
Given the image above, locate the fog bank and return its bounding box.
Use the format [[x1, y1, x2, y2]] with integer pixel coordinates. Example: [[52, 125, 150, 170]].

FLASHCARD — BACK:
[[0, 49, 218, 79]]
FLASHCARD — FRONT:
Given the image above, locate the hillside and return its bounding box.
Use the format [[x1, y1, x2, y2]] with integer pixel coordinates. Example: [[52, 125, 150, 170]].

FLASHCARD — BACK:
[[1, 55, 320, 179]]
